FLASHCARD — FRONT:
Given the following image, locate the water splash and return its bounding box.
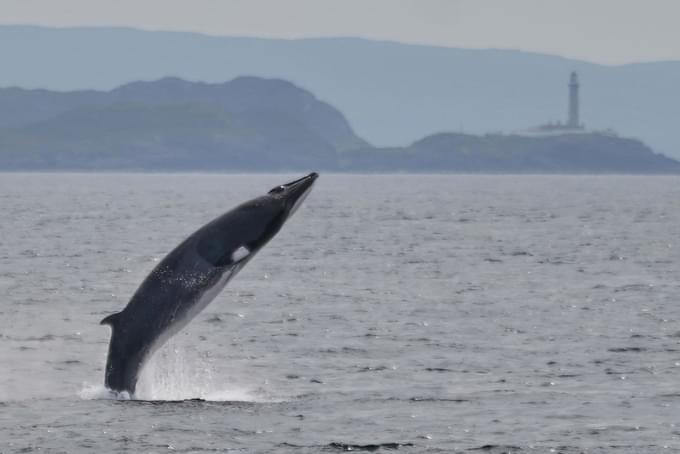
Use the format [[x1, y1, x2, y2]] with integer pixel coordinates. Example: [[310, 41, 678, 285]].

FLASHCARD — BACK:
[[78, 383, 131, 400], [79, 339, 272, 402], [135, 339, 216, 401]]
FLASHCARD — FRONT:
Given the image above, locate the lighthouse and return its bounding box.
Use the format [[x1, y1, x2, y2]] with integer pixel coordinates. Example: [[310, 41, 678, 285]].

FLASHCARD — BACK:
[[567, 71, 580, 128]]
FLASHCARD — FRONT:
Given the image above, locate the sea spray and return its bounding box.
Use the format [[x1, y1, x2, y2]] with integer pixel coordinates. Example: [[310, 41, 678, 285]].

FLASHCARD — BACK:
[[78, 383, 131, 400], [134, 339, 270, 402], [80, 337, 278, 402], [135, 338, 216, 400]]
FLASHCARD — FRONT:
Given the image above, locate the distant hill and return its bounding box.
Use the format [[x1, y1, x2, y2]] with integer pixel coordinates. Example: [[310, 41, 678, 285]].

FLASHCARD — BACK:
[[0, 25, 679, 160], [0, 76, 677, 173], [0, 77, 367, 170], [340, 132, 680, 174]]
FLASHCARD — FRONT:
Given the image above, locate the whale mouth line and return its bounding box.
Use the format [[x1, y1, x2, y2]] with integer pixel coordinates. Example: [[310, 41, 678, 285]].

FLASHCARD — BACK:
[[284, 172, 318, 188], [288, 182, 315, 216], [283, 172, 318, 216]]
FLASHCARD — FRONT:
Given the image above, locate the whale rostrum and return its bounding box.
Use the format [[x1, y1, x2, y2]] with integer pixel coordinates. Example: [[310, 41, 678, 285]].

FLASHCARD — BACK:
[[101, 172, 318, 395]]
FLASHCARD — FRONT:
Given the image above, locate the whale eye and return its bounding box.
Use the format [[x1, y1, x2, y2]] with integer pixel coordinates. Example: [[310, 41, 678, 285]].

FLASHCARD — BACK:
[[269, 185, 285, 194]]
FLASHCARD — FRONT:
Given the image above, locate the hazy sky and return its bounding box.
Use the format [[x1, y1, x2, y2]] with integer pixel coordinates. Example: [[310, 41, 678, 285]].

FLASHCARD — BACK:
[[1, 0, 678, 65]]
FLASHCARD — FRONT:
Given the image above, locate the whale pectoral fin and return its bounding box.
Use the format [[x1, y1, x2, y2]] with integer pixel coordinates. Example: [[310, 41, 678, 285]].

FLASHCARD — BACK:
[[100, 312, 122, 326]]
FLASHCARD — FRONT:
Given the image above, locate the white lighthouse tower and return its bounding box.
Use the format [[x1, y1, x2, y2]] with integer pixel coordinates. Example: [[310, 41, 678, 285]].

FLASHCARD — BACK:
[[567, 71, 580, 129]]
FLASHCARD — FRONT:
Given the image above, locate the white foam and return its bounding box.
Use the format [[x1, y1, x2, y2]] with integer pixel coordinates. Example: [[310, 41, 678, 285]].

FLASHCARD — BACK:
[[78, 383, 131, 401], [78, 371, 269, 403], [79, 339, 281, 403]]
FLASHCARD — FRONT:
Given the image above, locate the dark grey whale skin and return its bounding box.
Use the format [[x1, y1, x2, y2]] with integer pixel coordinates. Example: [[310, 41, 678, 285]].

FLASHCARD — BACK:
[[101, 173, 318, 395]]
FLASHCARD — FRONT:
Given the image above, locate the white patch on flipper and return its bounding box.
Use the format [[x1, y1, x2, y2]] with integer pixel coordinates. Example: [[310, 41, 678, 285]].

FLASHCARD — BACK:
[[231, 246, 250, 262]]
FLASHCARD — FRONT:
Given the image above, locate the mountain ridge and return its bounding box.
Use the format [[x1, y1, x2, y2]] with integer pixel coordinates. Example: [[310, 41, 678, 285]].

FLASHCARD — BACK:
[[1, 25, 679, 159], [0, 77, 677, 173], [0, 76, 361, 170]]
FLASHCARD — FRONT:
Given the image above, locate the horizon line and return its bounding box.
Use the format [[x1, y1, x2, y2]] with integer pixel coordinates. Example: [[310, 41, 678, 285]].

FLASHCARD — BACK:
[[1, 22, 678, 67]]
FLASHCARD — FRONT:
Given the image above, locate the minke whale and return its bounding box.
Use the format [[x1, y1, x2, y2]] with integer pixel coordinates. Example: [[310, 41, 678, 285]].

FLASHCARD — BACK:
[[101, 172, 318, 395]]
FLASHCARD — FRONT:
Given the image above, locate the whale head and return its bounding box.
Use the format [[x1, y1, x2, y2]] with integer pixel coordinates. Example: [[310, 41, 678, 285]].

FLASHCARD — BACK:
[[195, 172, 319, 268], [267, 172, 318, 217]]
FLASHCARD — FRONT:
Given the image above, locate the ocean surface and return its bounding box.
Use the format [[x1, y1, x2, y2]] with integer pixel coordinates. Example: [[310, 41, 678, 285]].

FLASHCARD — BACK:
[[0, 173, 679, 453]]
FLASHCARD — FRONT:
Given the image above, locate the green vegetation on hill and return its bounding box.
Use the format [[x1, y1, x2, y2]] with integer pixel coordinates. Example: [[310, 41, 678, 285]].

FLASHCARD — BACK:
[[341, 133, 680, 173], [0, 77, 362, 170], [0, 77, 677, 173]]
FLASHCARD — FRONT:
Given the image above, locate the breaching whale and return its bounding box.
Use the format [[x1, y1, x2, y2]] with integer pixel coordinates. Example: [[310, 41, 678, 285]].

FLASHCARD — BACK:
[[101, 172, 318, 395]]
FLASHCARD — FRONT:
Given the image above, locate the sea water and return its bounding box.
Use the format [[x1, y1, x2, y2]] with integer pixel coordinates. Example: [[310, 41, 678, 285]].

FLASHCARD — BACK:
[[0, 173, 679, 453]]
